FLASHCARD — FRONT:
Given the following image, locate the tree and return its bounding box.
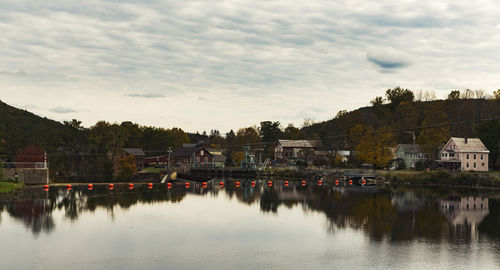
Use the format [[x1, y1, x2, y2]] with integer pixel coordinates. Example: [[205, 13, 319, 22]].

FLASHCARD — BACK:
[[335, 110, 348, 119], [283, 124, 302, 139], [461, 89, 474, 99], [231, 151, 245, 165], [477, 120, 500, 169], [417, 107, 450, 160], [474, 89, 488, 99], [259, 121, 282, 143], [353, 126, 394, 168], [116, 155, 137, 179], [370, 96, 384, 106], [447, 90, 461, 100], [493, 89, 500, 100], [385, 87, 414, 105]]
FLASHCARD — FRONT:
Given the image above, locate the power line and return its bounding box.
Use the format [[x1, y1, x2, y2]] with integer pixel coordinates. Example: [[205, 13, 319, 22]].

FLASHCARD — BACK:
[[2, 116, 500, 157]]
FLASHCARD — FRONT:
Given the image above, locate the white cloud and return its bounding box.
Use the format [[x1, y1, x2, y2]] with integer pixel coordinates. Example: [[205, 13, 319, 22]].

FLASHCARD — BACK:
[[1, 0, 500, 132], [49, 106, 78, 114]]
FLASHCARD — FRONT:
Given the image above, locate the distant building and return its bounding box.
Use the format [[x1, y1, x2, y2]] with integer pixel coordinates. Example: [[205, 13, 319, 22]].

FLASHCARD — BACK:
[[394, 144, 427, 169], [274, 140, 324, 165], [173, 145, 225, 168], [437, 137, 489, 171], [115, 148, 146, 172]]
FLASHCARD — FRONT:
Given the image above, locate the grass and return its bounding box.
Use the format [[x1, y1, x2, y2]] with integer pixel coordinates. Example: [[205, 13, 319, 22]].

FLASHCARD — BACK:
[[0, 181, 24, 193], [141, 167, 166, 173]]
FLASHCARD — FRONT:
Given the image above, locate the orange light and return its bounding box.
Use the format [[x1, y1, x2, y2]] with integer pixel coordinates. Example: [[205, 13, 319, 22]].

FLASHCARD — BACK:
[[349, 180, 353, 186], [219, 181, 224, 186], [318, 180, 323, 186], [167, 183, 172, 189], [128, 183, 134, 189], [66, 184, 72, 189], [362, 179, 366, 185], [148, 183, 153, 189], [335, 180, 339, 186], [284, 181, 289, 185], [185, 182, 190, 188], [301, 180, 306, 186], [43, 185, 49, 189], [267, 181, 273, 186], [202, 182, 207, 188], [88, 184, 93, 189], [251, 181, 255, 187]]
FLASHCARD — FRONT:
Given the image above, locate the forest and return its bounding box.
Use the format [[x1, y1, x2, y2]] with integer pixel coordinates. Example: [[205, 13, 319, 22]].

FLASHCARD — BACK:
[[1, 87, 500, 180]]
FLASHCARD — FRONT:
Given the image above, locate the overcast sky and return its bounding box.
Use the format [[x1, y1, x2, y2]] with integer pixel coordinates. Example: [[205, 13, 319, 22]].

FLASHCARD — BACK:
[[1, 0, 500, 133]]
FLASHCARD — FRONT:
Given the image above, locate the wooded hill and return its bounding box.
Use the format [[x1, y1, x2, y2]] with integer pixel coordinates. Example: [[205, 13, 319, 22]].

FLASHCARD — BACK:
[[1, 87, 500, 174], [301, 88, 500, 167]]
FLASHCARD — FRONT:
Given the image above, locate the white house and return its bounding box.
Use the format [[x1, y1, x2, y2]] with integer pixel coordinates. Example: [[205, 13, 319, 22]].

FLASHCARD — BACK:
[[437, 137, 489, 172]]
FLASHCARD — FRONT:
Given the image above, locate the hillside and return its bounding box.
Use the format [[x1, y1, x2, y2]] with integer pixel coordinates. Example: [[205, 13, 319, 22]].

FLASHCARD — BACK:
[[0, 100, 71, 159], [300, 97, 500, 166]]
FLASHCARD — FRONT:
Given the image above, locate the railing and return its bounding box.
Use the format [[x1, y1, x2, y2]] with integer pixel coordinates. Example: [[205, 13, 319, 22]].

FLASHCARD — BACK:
[[2, 162, 47, 169]]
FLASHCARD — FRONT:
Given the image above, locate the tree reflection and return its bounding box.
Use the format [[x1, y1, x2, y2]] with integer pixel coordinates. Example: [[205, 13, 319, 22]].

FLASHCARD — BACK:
[[1, 182, 499, 243]]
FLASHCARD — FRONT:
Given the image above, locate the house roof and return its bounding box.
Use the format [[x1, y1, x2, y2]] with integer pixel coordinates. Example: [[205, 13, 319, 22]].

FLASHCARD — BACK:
[[123, 148, 145, 156], [182, 143, 198, 148], [173, 147, 213, 157], [278, 140, 322, 148], [213, 155, 227, 163], [396, 144, 421, 153], [448, 137, 490, 153], [313, 150, 330, 156]]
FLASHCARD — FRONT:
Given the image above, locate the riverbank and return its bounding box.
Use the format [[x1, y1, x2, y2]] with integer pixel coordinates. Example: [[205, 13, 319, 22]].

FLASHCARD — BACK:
[[384, 170, 500, 187], [0, 182, 24, 194]]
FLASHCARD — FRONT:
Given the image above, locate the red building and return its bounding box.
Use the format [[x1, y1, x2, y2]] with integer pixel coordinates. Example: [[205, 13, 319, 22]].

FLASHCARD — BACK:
[[173, 147, 214, 168]]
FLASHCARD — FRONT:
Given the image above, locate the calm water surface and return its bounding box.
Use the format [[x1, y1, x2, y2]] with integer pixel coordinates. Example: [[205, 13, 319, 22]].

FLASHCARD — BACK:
[[1, 180, 500, 270]]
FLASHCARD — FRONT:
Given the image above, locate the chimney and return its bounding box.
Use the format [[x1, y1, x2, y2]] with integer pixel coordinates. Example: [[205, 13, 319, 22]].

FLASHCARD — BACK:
[[465, 137, 468, 144]]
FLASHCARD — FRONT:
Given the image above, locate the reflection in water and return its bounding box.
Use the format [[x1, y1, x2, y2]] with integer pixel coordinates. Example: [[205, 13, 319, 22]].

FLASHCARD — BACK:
[[1, 181, 500, 243]]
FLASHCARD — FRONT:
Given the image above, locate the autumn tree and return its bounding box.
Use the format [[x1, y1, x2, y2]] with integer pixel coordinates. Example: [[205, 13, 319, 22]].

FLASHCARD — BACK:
[[352, 125, 394, 168], [417, 106, 450, 160], [116, 155, 137, 179]]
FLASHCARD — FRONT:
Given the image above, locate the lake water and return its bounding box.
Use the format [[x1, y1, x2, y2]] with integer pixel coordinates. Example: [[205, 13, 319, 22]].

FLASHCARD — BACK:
[[1, 180, 500, 270]]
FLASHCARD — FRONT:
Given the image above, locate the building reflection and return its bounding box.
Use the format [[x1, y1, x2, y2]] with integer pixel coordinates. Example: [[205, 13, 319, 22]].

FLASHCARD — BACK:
[[438, 196, 489, 241], [0, 181, 498, 243]]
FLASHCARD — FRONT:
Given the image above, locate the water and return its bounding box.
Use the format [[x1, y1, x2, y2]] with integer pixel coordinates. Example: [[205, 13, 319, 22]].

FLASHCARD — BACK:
[[1, 180, 500, 270]]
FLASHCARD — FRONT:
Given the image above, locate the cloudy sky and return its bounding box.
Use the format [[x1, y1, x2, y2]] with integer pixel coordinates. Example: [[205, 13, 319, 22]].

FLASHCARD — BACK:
[[1, 0, 500, 133]]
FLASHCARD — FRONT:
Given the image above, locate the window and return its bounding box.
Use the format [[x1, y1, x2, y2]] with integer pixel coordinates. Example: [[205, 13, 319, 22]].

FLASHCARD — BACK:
[[196, 157, 200, 162], [481, 154, 484, 160], [482, 163, 485, 167], [474, 154, 476, 159], [466, 163, 469, 168], [200, 150, 204, 156], [449, 153, 454, 157], [474, 163, 476, 168], [466, 154, 469, 159]]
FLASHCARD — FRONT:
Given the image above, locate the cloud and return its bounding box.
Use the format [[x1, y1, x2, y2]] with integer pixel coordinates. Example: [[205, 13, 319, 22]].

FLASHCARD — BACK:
[[367, 48, 413, 70], [127, 93, 165, 98], [2, 1, 500, 132], [49, 106, 78, 114]]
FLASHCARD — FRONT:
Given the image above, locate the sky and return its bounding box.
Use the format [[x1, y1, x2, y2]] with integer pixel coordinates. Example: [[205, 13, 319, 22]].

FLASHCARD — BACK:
[[1, 0, 500, 133]]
